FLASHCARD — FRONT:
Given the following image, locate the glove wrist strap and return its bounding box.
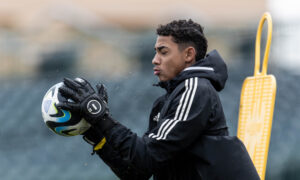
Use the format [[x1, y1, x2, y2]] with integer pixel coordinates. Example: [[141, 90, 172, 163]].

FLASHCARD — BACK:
[[96, 115, 117, 133], [94, 137, 106, 151]]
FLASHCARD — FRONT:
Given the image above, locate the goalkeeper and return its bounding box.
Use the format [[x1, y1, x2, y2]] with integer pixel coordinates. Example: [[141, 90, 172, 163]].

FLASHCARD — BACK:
[[58, 19, 260, 180]]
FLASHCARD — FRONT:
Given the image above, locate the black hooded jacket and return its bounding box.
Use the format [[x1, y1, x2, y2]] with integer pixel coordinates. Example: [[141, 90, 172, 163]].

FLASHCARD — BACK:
[[93, 50, 260, 180]]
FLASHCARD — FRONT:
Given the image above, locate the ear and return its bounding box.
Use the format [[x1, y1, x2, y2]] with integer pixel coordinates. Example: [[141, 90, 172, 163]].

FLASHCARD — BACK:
[[184, 47, 196, 63]]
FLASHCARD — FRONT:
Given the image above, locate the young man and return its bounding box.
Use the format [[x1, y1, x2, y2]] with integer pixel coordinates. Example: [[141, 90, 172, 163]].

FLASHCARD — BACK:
[[58, 19, 260, 180]]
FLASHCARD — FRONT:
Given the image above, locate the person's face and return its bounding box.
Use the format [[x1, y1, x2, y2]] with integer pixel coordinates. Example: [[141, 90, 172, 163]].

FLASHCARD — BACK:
[[152, 36, 187, 82]]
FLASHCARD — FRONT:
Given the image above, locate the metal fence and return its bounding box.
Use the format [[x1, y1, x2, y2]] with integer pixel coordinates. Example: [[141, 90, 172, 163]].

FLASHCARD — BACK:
[[0, 60, 299, 179]]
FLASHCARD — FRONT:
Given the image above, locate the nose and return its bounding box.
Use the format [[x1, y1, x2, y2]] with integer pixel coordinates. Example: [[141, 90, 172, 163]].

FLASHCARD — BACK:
[[152, 54, 160, 65]]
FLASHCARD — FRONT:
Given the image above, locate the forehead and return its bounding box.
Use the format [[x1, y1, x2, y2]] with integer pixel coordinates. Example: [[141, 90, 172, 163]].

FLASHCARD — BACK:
[[155, 36, 178, 48]]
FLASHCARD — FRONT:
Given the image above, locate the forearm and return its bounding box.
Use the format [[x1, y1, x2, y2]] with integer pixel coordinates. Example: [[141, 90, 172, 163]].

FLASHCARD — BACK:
[[101, 122, 170, 174], [84, 124, 151, 180], [96, 143, 151, 180]]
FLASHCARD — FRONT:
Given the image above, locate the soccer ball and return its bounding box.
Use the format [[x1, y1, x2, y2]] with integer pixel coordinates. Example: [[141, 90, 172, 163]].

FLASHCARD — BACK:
[[41, 82, 91, 136]]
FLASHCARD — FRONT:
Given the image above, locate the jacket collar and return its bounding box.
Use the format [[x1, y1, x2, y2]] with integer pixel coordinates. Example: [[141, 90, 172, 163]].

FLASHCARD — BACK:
[[154, 50, 227, 93], [155, 65, 214, 93]]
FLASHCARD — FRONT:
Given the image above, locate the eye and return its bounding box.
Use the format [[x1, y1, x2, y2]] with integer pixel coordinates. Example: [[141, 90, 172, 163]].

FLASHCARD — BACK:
[[161, 50, 168, 55]]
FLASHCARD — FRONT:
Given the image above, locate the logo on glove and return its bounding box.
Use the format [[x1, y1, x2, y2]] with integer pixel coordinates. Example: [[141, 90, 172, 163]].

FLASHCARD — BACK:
[[87, 99, 102, 115]]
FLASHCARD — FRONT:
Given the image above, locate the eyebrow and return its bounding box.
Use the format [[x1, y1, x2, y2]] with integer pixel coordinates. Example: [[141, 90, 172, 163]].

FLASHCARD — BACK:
[[154, 46, 167, 52]]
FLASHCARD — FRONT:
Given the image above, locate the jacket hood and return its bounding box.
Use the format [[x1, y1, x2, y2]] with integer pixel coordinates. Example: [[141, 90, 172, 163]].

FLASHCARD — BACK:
[[156, 50, 228, 92]]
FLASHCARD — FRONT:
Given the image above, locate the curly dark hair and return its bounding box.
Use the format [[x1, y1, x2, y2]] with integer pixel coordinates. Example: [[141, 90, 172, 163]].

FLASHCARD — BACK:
[[156, 19, 208, 61]]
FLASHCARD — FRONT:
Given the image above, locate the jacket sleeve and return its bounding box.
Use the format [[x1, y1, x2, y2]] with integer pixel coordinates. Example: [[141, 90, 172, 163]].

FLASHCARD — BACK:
[[95, 142, 151, 180], [103, 77, 213, 173], [83, 127, 152, 180]]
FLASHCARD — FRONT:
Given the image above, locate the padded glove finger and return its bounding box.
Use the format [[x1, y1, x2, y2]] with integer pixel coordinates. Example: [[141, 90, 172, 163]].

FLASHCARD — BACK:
[[74, 77, 95, 94], [74, 77, 87, 85], [63, 78, 81, 91], [56, 101, 81, 112], [59, 85, 80, 102], [96, 83, 108, 103], [59, 77, 109, 125]]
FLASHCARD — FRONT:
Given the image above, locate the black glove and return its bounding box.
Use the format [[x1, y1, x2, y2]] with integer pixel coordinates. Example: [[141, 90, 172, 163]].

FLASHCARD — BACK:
[[57, 77, 109, 125]]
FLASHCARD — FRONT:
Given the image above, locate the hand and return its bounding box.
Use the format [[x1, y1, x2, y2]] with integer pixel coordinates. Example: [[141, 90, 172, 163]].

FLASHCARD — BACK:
[[57, 77, 109, 125]]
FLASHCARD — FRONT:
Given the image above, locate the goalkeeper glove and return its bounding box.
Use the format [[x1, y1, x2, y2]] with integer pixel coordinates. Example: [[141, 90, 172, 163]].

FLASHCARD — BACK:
[[57, 77, 116, 132]]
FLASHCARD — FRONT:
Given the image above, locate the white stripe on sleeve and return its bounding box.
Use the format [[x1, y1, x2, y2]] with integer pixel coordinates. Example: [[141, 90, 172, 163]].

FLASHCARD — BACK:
[[174, 80, 189, 120], [150, 119, 170, 138], [178, 78, 193, 120], [156, 79, 193, 140], [183, 77, 198, 121], [149, 79, 190, 139], [161, 78, 198, 140], [149, 77, 199, 141]]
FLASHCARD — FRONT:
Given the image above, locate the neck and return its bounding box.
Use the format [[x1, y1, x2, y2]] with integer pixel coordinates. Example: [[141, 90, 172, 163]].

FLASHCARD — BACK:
[[183, 59, 196, 70]]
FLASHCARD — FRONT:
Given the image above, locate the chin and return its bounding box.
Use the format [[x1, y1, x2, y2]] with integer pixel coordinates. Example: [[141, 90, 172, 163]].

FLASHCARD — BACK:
[[157, 74, 173, 82], [158, 78, 165, 82], [159, 77, 170, 82]]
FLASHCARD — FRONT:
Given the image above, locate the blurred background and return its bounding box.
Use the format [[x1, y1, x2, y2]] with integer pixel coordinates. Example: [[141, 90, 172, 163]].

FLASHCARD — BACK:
[[0, 0, 299, 179]]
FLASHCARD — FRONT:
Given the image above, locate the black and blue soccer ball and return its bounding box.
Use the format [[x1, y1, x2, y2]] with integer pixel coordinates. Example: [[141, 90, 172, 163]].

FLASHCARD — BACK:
[[41, 82, 91, 136]]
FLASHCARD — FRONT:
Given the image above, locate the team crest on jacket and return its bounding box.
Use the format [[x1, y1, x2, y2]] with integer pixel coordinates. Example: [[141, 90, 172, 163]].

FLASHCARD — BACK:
[[153, 113, 160, 122]]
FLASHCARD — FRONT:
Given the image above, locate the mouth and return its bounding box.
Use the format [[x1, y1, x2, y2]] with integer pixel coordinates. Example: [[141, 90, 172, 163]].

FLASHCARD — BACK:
[[153, 68, 160, 75]]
